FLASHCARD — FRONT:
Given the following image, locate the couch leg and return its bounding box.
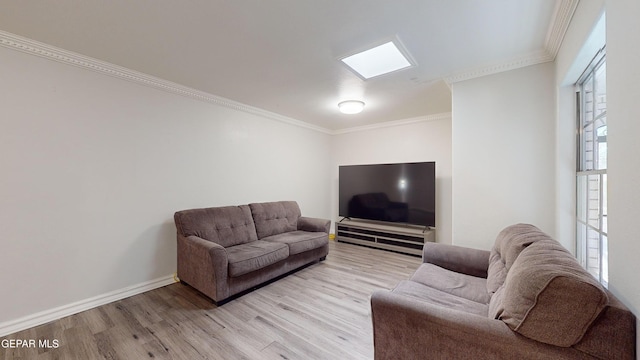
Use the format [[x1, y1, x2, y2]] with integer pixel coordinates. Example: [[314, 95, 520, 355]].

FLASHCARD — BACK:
[[319, 256, 327, 261]]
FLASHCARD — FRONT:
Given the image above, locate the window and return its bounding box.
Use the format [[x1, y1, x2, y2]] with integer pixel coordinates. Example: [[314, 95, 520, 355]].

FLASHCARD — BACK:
[[576, 47, 607, 285]]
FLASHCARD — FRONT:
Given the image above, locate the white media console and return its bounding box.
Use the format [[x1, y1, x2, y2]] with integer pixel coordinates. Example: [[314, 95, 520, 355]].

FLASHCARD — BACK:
[[335, 219, 435, 256]]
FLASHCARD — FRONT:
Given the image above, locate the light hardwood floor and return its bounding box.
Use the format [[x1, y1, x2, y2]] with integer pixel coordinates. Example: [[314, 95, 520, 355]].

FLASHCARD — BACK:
[[0, 241, 421, 360]]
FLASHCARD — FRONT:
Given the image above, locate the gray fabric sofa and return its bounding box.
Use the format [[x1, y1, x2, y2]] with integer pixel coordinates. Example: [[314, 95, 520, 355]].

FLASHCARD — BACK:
[[174, 201, 330, 304], [371, 224, 636, 360]]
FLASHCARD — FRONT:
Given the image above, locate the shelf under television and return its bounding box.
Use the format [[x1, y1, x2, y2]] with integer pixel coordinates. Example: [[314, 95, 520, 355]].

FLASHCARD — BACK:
[[335, 218, 435, 256]]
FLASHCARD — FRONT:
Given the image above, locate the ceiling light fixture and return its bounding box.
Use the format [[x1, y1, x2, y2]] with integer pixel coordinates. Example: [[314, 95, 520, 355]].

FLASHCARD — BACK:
[[338, 100, 365, 114], [341, 40, 414, 80]]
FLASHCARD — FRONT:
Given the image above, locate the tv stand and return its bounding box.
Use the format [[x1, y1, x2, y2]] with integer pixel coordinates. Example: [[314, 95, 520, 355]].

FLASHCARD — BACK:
[[336, 219, 435, 256]]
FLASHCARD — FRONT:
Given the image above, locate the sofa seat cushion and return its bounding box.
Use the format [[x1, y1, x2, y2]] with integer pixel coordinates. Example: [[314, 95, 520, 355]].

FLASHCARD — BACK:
[[226, 241, 289, 278], [494, 240, 608, 347], [392, 280, 489, 317], [410, 263, 491, 304], [262, 231, 328, 255]]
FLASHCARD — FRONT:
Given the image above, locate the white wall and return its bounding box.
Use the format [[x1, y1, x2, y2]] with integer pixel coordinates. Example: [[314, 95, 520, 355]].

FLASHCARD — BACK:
[[331, 116, 453, 244], [451, 63, 556, 250], [554, 0, 606, 254], [606, 0, 640, 352], [552, 0, 639, 351], [0, 45, 332, 328]]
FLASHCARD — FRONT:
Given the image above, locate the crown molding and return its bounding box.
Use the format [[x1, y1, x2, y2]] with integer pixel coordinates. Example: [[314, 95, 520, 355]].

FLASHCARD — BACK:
[[0, 30, 451, 136], [0, 30, 333, 135], [333, 112, 452, 135], [0, 30, 445, 136], [444, 51, 553, 84], [1, 0, 576, 134], [545, 0, 580, 59], [445, 0, 578, 85]]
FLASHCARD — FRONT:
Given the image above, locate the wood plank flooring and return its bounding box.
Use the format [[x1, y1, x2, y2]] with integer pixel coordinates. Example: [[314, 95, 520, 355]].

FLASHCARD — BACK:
[[0, 241, 421, 360]]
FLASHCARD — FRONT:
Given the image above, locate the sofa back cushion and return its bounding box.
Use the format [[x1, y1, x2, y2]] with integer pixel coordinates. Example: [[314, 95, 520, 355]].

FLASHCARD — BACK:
[[174, 205, 258, 247], [486, 252, 507, 295], [491, 239, 608, 347], [250, 201, 301, 239], [486, 224, 549, 294]]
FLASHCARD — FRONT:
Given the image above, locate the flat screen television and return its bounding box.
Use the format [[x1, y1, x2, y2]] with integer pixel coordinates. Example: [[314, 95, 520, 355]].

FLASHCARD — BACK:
[[339, 162, 436, 227]]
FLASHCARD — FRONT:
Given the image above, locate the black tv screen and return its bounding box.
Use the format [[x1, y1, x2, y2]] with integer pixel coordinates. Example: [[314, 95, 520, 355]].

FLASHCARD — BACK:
[[339, 162, 436, 227]]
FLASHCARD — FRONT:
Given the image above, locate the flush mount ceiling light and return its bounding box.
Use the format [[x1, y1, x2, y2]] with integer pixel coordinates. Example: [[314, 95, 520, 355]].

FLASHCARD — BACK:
[[341, 40, 414, 80], [338, 100, 365, 114]]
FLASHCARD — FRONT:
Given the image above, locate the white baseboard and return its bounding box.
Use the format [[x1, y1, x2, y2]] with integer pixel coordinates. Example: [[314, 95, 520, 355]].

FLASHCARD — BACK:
[[0, 275, 176, 338]]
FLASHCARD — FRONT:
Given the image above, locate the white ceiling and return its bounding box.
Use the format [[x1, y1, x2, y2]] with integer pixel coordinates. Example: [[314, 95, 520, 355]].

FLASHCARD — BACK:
[[0, 0, 575, 131]]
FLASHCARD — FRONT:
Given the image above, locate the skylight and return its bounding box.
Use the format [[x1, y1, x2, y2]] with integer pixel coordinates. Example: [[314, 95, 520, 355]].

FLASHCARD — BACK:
[[341, 41, 413, 80]]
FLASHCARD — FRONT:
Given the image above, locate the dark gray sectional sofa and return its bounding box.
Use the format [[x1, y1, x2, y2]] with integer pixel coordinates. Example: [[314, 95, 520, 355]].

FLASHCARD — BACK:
[[174, 201, 330, 304]]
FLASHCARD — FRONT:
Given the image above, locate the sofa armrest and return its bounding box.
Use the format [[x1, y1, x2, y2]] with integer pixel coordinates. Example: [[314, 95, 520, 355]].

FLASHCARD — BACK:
[[370, 290, 588, 360], [177, 234, 229, 302], [298, 216, 330, 233], [422, 242, 489, 278]]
